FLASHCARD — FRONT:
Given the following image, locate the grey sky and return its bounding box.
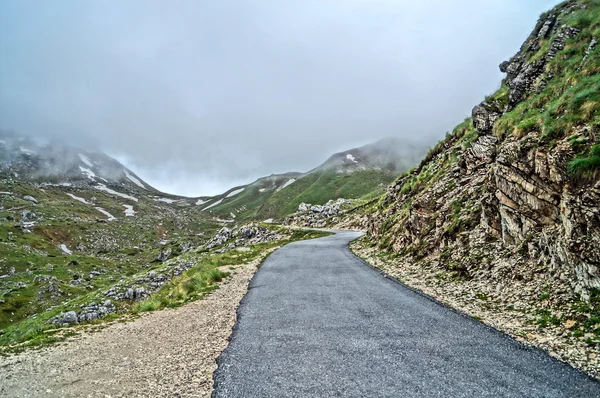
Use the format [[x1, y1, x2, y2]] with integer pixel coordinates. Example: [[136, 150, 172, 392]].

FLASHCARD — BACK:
[[0, 0, 559, 196]]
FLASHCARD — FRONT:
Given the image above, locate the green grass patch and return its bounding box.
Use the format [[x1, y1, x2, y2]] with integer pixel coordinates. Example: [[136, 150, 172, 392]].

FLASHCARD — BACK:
[[568, 144, 600, 180]]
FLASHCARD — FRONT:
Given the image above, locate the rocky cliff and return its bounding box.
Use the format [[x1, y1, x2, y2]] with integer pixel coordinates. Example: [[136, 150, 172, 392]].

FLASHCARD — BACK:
[[369, 0, 599, 301]]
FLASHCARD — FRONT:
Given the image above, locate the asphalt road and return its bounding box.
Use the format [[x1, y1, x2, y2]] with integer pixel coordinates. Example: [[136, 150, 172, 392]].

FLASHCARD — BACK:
[[212, 231, 600, 397]]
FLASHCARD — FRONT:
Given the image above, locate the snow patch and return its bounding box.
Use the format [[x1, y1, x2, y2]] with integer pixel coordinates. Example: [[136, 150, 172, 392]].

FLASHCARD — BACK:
[[66, 193, 90, 204], [226, 188, 245, 198], [346, 154, 358, 163], [79, 166, 96, 179], [124, 170, 146, 189], [123, 204, 135, 217], [58, 244, 72, 255], [258, 188, 267, 193], [79, 153, 93, 167], [278, 179, 296, 191], [230, 212, 236, 219], [95, 184, 138, 202], [155, 197, 176, 204], [196, 199, 209, 206], [202, 199, 223, 211], [95, 207, 116, 221], [20, 147, 35, 156], [263, 218, 274, 224]]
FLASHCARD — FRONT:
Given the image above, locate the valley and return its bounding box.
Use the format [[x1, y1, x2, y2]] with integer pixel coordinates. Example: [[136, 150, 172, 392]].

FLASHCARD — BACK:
[[0, 0, 599, 396]]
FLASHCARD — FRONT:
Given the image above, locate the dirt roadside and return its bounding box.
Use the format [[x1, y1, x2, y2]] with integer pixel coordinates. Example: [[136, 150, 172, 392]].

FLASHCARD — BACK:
[[0, 257, 262, 398]]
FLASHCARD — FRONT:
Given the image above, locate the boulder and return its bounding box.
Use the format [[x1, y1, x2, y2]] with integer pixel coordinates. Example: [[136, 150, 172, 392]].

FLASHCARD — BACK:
[[23, 195, 38, 204], [157, 248, 172, 262], [49, 311, 79, 326]]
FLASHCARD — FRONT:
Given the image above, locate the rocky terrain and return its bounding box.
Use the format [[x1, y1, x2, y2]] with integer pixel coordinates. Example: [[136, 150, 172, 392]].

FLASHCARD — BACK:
[[343, 0, 600, 378]]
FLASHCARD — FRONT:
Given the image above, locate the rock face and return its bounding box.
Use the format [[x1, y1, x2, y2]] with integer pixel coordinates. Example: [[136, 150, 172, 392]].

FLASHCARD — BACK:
[[157, 248, 172, 262], [286, 198, 353, 228], [366, 1, 600, 301]]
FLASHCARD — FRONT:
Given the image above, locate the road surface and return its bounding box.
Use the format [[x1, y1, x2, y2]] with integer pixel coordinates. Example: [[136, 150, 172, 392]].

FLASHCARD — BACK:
[[212, 231, 600, 397]]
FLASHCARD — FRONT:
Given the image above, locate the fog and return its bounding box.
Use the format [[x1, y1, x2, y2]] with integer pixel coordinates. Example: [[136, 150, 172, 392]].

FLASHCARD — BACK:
[[0, 0, 559, 195]]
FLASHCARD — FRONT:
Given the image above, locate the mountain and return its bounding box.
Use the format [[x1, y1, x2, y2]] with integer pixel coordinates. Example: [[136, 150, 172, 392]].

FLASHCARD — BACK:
[[0, 132, 159, 194], [341, 0, 600, 376], [310, 137, 422, 174], [195, 137, 427, 221]]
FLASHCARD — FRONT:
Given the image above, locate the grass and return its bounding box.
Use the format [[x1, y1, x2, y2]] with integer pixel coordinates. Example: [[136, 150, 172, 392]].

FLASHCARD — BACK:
[[567, 288, 600, 341], [568, 144, 600, 180], [486, 0, 600, 144], [0, 177, 224, 351], [201, 169, 400, 222], [535, 309, 562, 328]]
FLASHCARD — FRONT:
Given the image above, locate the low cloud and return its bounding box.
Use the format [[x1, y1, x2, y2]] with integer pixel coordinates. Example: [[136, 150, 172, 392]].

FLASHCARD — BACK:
[[0, 0, 559, 195]]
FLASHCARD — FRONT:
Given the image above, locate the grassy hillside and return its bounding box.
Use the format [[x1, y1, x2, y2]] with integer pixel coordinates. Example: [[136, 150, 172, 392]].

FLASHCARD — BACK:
[[201, 137, 427, 221], [197, 173, 302, 220], [256, 170, 396, 220], [0, 178, 223, 347]]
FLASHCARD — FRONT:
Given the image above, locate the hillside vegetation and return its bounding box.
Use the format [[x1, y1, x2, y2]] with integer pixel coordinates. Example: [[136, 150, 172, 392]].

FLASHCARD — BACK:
[[0, 157, 328, 351], [256, 170, 396, 220]]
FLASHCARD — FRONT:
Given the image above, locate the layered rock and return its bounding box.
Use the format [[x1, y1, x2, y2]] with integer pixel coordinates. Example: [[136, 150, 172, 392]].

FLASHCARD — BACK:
[[366, 0, 600, 302]]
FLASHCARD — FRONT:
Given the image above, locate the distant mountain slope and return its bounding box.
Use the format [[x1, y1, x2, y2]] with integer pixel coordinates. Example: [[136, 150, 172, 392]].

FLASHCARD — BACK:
[[0, 132, 158, 194], [195, 173, 303, 219], [312, 137, 424, 174], [198, 137, 427, 220]]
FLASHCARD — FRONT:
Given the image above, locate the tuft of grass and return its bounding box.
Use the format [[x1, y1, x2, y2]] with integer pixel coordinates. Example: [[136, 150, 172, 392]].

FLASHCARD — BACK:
[[535, 309, 562, 328], [568, 144, 600, 179]]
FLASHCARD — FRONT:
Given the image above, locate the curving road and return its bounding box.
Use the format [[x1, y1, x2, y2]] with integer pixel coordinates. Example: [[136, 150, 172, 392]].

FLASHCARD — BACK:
[[212, 231, 600, 397]]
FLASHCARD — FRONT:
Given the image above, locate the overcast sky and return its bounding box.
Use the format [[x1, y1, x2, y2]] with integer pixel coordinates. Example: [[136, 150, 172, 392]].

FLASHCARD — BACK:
[[0, 0, 559, 196]]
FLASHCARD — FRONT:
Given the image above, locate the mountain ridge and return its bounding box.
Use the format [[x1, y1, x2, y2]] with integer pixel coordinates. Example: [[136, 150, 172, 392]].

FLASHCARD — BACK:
[[195, 137, 427, 220]]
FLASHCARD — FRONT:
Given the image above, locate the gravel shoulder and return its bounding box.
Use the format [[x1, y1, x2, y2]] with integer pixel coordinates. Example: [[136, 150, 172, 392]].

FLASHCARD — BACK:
[[351, 241, 600, 379], [0, 255, 265, 398]]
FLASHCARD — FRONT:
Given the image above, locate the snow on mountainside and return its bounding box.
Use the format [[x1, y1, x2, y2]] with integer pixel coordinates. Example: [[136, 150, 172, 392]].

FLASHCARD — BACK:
[[0, 132, 157, 193]]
